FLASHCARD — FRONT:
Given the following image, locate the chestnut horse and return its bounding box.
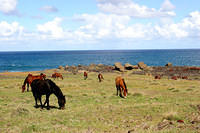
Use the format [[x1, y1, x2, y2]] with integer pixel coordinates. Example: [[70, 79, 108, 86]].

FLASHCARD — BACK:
[[84, 72, 88, 80], [98, 73, 104, 82], [51, 72, 63, 80], [22, 73, 46, 93], [115, 76, 128, 98]]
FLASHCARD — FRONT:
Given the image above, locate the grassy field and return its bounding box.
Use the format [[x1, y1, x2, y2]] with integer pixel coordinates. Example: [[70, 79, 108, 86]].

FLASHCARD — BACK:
[[1, 69, 200, 133]]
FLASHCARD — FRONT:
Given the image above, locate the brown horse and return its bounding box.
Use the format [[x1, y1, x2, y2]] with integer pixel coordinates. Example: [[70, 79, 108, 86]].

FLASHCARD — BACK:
[[115, 76, 128, 98], [171, 76, 178, 80], [98, 73, 104, 82], [84, 72, 88, 80], [155, 75, 161, 79], [22, 73, 46, 93], [51, 72, 63, 80]]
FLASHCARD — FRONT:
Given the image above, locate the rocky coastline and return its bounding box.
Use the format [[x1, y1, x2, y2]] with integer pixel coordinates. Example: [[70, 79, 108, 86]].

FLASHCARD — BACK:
[[57, 62, 200, 80]]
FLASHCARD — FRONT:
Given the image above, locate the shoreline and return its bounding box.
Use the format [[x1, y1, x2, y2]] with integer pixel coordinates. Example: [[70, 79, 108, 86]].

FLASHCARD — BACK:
[[1, 62, 200, 80]]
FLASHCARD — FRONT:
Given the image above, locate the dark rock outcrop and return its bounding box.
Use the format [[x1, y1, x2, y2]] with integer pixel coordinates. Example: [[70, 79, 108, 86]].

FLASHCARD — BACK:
[[165, 63, 173, 67], [114, 62, 125, 72]]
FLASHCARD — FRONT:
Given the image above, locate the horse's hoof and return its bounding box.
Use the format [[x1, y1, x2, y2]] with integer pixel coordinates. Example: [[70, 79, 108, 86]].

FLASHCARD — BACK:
[[47, 107, 50, 110]]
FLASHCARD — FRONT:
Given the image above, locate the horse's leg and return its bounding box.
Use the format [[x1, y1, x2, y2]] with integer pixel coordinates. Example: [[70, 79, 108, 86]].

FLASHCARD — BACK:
[[116, 85, 119, 96], [44, 94, 50, 110], [123, 88, 127, 98], [119, 86, 124, 98], [39, 96, 43, 109], [33, 94, 39, 108], [27, 83, 29, 92]]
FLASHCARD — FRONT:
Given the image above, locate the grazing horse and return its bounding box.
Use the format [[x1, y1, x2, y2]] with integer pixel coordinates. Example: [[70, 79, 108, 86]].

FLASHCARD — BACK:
[[171, 76, 178, 80], [115, 76, 128, 98], [155, 75, 161, 79], [98, 73, 104, 82], [31, 79, 66, 110], [84, 72, 88, 80], [22, 73, 46, 92], [51, 72, 63, 80]]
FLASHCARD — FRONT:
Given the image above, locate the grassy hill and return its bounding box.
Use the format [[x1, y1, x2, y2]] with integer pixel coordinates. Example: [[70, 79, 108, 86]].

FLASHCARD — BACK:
[[0, 70, 200, 133]]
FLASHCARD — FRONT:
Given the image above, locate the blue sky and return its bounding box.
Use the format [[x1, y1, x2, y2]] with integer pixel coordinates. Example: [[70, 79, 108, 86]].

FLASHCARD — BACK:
[[0, 0, 200, 51]]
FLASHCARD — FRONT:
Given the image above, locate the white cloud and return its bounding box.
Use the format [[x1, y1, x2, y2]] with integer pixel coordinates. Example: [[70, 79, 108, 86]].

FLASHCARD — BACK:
[[154, 11, 200, 39], [40, 6, 58, 13], [1, 10, 200, 48], [0, 21, 24, 40], [161, 0, 175, 12], [37, 17, 64, 39], [97, 0, 176, 18], [0, 0, 18, 15], [74, 13, 130, 39]]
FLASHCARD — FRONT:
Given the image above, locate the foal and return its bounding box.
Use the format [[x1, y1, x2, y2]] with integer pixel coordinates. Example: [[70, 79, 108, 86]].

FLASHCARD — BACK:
[[51, 72, 63, 80], [98, 73, 104, 82], [84, 72, 88, 80], [115, 76, 128, 98]]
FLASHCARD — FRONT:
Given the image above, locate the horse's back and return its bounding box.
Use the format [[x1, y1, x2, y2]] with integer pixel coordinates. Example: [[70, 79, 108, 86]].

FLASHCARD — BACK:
[[115, 76, 123, 86], [115, 76, 127, 88], [31, 79, 51, 95]]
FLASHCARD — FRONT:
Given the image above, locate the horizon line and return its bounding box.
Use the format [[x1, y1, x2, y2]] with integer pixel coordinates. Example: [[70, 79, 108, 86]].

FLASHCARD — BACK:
[[1, 48, 200, 52]]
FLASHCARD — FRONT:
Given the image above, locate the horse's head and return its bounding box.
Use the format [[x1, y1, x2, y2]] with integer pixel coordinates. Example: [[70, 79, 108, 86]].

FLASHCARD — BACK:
[[40, 73, 46, 79], [22, 85, 25, 93], [58, 95, 66, 109]]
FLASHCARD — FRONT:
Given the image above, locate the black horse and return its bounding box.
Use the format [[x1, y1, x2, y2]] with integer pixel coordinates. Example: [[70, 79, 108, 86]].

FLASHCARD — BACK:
[[31, 79, 66, 110]]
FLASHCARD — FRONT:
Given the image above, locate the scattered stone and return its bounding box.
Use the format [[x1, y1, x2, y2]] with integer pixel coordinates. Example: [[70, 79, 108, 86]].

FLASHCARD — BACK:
[[165, 62, 173, 67], [58, 65, 64, 70], [157, 119, 173, 130], [114, 62, 125, 72], [144, 115, 153, 121], [97, 64, 104, 67], [128, 129, 135, 133], [138, 62, 147, 70], [64, 65, 69, 70], [191, 113, 200, 124], [124, 63, 134, 70]]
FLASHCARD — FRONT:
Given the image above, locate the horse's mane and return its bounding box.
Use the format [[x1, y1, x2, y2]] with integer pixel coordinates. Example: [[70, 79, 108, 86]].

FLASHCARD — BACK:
[[23, 76, 29, 86], [122, 78, 127, 90], [46, 79, 64, 97]]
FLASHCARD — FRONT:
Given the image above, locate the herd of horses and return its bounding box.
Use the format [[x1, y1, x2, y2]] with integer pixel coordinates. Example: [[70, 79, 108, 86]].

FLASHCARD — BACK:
[[22, 72, 127, 110]]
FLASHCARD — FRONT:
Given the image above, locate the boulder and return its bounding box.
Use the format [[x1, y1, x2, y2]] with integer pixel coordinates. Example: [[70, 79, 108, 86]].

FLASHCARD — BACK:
[[132, 65, 139, 69], [64, 65, 69, 70], [124, 63, 134, 70], [165, 62, 172, 67], [71, 65, 76, 69], [138, 62, 147, 70], [97, 64, 104, 67], [58, 65, 64, 70], [114, 62, 125, 72], [90, 63, 96, 67]]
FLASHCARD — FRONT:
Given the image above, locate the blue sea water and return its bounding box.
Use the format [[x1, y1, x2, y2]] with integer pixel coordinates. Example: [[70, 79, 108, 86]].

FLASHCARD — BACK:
[[0, 49, 200, 72]]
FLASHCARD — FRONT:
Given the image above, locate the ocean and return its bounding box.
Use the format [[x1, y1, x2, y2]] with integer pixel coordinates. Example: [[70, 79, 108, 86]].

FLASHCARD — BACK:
[[0, 49, 200, 72]]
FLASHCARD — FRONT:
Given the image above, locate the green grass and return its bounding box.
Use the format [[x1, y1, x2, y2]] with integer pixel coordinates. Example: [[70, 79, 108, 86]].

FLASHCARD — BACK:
[[0, 70, 200, 132]]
